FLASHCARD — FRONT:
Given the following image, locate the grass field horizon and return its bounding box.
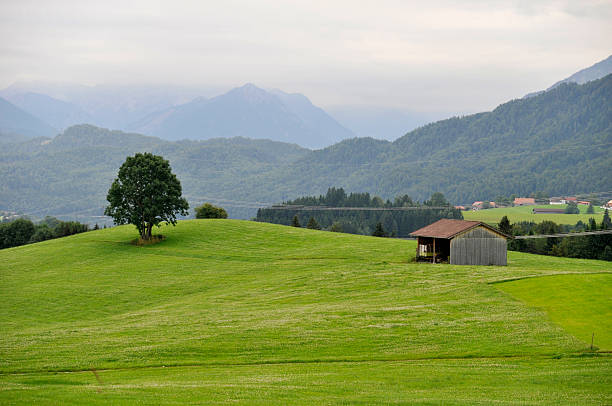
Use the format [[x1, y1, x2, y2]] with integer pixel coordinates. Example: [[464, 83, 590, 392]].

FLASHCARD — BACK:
[[1, 220, 610, 404], [462, 204, 606, 225]]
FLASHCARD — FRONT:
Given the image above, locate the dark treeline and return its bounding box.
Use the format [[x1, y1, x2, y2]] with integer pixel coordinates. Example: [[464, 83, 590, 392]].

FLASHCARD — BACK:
[[256, 188, 462, 237], [501, 210, 612, 261], [0, 216, 90, 249]]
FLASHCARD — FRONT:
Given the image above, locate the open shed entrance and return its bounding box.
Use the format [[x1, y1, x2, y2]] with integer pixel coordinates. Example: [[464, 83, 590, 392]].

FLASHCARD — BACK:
[[416, 236, 450, 263]]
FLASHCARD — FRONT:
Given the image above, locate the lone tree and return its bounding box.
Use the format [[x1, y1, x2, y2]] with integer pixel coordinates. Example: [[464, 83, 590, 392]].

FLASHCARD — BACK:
[[564, 201, 579, 214], [306, 217, 321, 230], [104, 153, 189, 240], [372, 222, 386, 237], [195, 203, 228, 219], [498, 215, 512, 235], [587, 203, 595, 214], [291, 215, 301, 227], [602, 209, 611, 230]]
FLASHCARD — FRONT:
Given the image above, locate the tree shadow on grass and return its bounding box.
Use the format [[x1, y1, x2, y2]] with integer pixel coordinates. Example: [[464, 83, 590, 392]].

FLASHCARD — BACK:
[[131, 235, 166, 246]]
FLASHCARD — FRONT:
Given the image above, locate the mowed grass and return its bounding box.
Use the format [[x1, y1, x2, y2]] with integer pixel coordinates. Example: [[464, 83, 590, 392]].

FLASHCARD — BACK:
[[463, 204, 605, 225], [1, 358, 610, 405], [496, 273, 612, 351], [1, 219, 611, 404]]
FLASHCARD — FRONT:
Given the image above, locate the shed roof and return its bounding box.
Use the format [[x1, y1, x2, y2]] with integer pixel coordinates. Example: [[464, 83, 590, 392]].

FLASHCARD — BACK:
[[410, 219, 510, 239]]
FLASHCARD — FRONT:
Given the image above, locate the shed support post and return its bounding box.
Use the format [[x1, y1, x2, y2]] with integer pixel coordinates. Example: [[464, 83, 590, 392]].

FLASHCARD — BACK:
[[432, 238, 436, 264]]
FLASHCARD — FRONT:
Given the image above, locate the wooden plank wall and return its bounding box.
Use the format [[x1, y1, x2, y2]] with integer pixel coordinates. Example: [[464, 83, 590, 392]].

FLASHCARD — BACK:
[[450, 226, 507, 266]]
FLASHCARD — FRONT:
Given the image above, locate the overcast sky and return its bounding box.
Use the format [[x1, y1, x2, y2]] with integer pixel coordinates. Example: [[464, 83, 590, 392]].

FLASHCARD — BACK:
[[0, 0, 610, 113]]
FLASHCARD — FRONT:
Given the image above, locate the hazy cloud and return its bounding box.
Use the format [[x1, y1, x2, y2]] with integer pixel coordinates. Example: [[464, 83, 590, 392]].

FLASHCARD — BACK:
[[0, 0, 610, 113]]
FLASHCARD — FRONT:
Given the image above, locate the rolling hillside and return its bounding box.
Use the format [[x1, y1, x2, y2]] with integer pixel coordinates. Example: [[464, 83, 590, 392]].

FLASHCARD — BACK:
[[0, 220, 610, 404], [269, 74, 612, 204], [0, 125, 309, 221]]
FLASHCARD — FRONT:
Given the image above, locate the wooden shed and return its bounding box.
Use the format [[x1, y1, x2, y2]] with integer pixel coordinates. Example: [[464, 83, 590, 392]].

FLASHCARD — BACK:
[[410, 219, 510, 266]]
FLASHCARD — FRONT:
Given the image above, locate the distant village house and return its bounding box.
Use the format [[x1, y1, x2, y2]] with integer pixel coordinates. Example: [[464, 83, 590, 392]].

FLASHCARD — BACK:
[[550, 196, 581, 205], [549, 197, 564, 205], [471, 201, 496, 210], [513, 197, 536, 206]]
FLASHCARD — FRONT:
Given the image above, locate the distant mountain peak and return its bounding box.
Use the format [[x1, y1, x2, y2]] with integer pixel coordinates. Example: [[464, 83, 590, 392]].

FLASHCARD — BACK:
[[525, 54, 612, 98], [548, 54, 612, 90], [226, 83, 272, 103], [127, 84, 353, 148], [0, 96, 57, 138], [240, 82, 259, 90]]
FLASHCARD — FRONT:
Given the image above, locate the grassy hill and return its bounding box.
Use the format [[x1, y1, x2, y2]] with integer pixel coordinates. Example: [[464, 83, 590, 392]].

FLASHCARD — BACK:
[[463, 204, 606, 225], [0, 220, 610, 404]]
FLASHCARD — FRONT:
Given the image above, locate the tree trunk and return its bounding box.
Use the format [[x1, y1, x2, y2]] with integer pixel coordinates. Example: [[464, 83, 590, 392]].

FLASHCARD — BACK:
[[141, 222, 152, 241]]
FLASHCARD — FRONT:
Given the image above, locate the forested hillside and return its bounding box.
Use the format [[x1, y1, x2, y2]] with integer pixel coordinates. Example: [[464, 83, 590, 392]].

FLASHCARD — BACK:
[[1, 75, 610, 222], [262, 74, 611, 204], [0, 125, 309, 221], [256, 188, 462, 237]]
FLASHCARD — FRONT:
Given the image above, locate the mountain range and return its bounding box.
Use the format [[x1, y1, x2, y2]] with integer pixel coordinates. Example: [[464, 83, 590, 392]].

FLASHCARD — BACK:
[[126, 84, 353, 148], [0, 96, 56, 141], [2, 54, 610, 147], [1, 73, 610, 223], [0, 83, 353, 148]]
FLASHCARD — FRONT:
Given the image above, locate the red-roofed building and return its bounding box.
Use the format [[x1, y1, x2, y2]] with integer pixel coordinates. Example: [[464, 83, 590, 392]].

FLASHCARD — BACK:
[[513, 197, 536, 206], [472, 201, 496, 210]]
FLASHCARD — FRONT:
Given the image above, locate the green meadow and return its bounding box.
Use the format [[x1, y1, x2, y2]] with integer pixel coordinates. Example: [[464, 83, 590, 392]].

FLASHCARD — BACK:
[[496, 273, 612, 351], [463, 204, 606, 225], [1, 220, 610, 404]]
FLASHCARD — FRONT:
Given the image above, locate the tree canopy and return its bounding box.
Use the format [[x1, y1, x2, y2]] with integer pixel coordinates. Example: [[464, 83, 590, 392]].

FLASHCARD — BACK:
[[306, 217, 321, 230], [498, 215, 512, 235], [291, 215, 301, 227], [564, 201, 579, 214], [104, 153, 188, 240], [0, 216, 88, 249], [195, 203, 228, 219]]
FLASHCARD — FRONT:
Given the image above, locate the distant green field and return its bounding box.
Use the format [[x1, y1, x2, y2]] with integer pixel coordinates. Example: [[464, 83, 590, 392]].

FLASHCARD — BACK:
[[496, 273, 612, 351], [1, 220, 610, 404], [463, 204, 605, 225]]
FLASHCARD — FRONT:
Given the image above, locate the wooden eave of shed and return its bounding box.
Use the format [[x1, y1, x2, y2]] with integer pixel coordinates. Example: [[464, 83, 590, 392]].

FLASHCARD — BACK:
[[410, 219, 511, 240]]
